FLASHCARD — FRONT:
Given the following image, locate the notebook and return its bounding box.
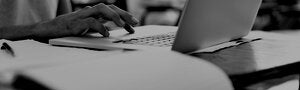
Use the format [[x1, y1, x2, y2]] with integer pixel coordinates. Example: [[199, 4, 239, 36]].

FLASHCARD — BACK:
[[49, 0, 262, 53]]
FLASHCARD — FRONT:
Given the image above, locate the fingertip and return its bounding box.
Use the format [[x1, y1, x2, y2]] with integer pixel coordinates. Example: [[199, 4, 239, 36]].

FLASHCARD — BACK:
[[112, 15, 126, 27], [103, 26, 110, 37], [106, 0, 116, 4], [108, 5, 137, 26], [123, 24, 135, 34], [103, 31, 110, 37], [83, 6, 92, 9], [131, 17, 140, 25], [116, 19, 126, 27]]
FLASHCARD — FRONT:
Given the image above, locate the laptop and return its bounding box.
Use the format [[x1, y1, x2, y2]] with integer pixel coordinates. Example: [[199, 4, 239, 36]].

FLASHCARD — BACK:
[[49, 0, 262, 53]]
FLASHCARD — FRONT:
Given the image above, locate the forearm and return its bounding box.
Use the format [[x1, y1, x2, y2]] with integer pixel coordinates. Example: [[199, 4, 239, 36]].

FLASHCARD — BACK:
[[0, 24, 37, 41], [0, 3, 139, 41]]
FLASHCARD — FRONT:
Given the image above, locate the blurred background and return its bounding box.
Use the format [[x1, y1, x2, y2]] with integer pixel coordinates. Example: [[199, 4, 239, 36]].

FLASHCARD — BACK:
[[71, 0, 300, 31]]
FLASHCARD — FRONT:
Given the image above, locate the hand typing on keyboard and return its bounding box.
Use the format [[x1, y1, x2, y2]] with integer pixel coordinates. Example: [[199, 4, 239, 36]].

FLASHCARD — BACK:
[[0, 3, 139, 41]]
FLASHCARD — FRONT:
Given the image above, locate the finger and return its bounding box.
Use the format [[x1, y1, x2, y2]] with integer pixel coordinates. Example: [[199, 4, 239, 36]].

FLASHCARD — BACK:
[[105, 0, 117, 4], [76, 3, 126, 27], [109, 5, 137, 34], [69, 19, 90, 36], [96, 0, 116, 4], [123, 23, 135, 34], [74, 0, 116, 4], [83, 6, 93, 10], [84, 18, 110, 37], [98, 18, 109, 23], [109, 5, 139, 26]]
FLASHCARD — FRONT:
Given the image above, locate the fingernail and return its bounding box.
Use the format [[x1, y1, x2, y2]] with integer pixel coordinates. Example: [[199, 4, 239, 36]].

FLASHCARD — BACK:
[[84, 6, 92, 9], [132, 17, 139, 24], [119, 20, 126, 27]]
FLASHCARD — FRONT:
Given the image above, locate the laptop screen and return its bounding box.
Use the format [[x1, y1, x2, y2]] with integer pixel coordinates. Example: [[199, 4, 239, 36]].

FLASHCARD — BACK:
[[172, 0, 262, 53]]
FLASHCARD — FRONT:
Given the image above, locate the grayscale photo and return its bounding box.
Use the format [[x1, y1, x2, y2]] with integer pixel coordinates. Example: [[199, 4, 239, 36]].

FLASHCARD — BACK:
[[1, 0, 299, 90]]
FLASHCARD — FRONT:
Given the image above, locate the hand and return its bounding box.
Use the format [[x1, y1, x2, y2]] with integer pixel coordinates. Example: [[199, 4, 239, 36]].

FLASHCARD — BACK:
[[33, 3, 139, 39], [72, 0, 117, 4]]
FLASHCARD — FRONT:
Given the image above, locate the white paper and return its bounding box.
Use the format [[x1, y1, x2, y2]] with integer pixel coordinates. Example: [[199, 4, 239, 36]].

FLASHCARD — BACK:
[[0, 39, 124, 72], [22, 51, 234, 90]]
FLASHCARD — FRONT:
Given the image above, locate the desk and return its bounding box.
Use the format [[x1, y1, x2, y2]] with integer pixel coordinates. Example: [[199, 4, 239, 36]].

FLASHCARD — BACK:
[[193, 31, 300, 74], [192, 31, 300, 89], [1, 26, 300, 90]]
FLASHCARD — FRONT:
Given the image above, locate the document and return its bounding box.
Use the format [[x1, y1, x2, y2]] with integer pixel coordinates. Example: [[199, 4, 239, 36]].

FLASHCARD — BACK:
[[0, 39, 123, 72], [21, 51, 234, 90]]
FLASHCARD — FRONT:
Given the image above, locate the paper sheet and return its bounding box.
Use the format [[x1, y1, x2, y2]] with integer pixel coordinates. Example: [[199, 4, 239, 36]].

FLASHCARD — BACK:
[[22, 51, 234, 90], [0, 39, 124, 72]]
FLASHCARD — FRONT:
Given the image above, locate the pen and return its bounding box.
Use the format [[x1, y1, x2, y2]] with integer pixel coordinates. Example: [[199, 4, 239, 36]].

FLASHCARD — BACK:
[[1, 42, 15, 57], [123, 23, 135, 34]]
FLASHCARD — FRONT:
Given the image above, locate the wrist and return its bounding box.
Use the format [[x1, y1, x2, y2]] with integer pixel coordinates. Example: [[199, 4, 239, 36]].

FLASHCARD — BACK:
[[31, 21, 54, 39], [30, 22, 53, 43], [28, 23, 41, 40]]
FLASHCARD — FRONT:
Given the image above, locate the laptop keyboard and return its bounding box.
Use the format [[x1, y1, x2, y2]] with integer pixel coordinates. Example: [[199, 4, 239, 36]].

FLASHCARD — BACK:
[[113, 32, 176, 47]]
